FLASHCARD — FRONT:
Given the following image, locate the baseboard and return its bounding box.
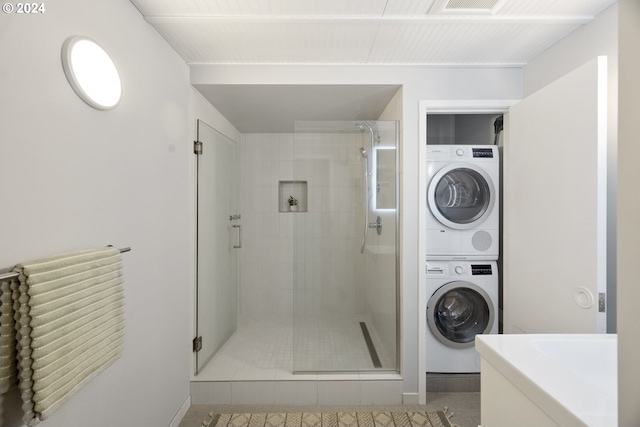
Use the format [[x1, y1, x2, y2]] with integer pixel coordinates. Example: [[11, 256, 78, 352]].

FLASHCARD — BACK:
[[402, 392, 419, 405], [425, 373, 480, 392], [169, 394, 192, 427]]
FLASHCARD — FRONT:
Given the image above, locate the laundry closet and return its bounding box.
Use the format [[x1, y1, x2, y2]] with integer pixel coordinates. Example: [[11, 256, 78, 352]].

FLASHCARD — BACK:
[[423, 113, 503, 389]]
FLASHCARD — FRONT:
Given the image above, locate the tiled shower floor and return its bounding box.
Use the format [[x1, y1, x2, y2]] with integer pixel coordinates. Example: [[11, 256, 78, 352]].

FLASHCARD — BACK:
[[193, 315, 395, 382]]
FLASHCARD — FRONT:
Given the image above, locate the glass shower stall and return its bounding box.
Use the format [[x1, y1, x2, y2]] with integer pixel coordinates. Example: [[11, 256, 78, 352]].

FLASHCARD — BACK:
[[194, 119, 399, 376], [291, 120, 399, 373]]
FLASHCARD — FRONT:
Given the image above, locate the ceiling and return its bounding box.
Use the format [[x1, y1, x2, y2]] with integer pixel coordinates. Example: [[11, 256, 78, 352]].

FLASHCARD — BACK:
[[129, 0, 617, 132]]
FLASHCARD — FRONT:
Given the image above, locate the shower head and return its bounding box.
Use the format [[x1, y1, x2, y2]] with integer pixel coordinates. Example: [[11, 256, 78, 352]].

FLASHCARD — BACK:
[[359, 147, 368, 158]]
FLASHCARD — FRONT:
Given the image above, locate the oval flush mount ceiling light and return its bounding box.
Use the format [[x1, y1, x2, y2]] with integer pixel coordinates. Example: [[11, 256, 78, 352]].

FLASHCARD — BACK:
[[61, 36, 122, 110]]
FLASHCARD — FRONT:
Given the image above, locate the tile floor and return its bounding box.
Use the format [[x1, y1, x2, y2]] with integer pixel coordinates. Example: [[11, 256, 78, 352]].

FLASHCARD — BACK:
[[194, 315, 395, 381]]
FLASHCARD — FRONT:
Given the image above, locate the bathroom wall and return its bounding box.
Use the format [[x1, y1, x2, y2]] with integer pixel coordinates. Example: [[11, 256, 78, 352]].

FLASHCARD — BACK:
[[0, 1, 191, 426], [618, 0, 640, 423], [193, 65, 522, 401]]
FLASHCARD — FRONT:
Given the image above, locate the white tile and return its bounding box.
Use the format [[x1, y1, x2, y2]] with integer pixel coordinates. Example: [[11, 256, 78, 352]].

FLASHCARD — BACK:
[[231, 381, 276, 405], [359, 380, 403, 405], [317, 381, 361, 405], [233, 365, 278, 381], [274, 381, 318, 405], [190, 382, 232, 405], [261, 159, 278, 183], [359, 373, 402, 380], [279, 160, 294, 180]]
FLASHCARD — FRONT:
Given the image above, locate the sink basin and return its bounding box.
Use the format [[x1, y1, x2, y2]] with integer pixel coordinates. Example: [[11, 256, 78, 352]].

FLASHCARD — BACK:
[[476, 334, 617, 427]]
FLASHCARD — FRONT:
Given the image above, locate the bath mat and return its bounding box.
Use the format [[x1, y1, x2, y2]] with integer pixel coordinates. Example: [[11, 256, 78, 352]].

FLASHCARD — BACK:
[[203, 410, 454, 427]]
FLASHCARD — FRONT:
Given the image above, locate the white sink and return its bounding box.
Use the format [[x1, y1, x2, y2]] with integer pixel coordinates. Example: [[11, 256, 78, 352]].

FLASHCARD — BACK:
[[476, 334, 617, 427]]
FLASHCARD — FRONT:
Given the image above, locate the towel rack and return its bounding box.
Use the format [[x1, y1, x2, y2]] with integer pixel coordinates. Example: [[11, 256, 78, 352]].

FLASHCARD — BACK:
[[0, 246, 131, 282]]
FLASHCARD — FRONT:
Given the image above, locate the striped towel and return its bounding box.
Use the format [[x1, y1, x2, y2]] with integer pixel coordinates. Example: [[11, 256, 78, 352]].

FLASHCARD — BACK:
[[9, 247, 125, 426], [0, 277, 18, 394]]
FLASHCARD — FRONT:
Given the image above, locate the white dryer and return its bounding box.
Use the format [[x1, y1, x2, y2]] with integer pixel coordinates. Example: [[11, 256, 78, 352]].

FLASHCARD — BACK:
[[426, 145, 499, 260], [425, 260, 498, 373]]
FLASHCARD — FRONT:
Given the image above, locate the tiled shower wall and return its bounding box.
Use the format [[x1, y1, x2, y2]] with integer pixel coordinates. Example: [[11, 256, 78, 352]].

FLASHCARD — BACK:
[[291, 132, 366, 317], [239, 133, 296, 317], [239, 132, 366, 318], [238, 129, 396, 366]]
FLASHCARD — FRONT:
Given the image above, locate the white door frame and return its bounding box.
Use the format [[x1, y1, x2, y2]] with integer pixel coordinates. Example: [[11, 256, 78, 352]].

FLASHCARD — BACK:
[[418, 100, 516, 404]]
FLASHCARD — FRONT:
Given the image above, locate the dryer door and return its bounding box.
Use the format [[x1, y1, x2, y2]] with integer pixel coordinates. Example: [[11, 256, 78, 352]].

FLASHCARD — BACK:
[[427, 281, 495, 349], [427, 163, 495, 230]]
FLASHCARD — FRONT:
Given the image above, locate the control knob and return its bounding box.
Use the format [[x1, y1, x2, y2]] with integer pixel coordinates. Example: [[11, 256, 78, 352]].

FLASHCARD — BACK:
[[454, 265, 464, 274]]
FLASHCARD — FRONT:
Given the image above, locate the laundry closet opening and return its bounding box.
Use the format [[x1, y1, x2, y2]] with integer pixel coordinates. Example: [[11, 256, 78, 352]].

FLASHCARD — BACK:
[[423, 111, 504, 392], [193, 117, 400, 380], [426, 113, 504, 330]]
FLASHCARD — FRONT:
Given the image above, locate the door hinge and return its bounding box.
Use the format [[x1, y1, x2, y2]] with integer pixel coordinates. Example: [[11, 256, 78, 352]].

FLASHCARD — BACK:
[[193, 336, 202, 352], [599, 293, 606, 313], [194, 141, 203, 155]]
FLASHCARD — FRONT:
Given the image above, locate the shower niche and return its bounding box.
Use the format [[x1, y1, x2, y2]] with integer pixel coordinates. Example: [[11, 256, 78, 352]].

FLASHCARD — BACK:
[[279, 180, 307, 212]]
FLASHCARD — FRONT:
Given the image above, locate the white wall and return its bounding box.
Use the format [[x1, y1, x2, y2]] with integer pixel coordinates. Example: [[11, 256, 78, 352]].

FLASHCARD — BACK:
[[191, 65, 521, 400], [0, 1, 191, 426], [617, 0, 640, 424]]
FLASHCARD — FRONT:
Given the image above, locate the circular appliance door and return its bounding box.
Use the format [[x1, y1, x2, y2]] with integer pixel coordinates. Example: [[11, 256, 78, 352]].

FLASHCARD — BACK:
[[427, 163, 495, 230], [427, 281, 495, 349]]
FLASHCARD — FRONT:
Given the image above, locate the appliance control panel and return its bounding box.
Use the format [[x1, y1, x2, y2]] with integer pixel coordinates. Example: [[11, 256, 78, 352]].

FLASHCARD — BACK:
[[426, 145, 497, 161], [426, 261, 495, 278]]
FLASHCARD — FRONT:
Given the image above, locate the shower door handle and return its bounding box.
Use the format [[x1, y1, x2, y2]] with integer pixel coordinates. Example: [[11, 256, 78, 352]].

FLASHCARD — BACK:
[[232, 224, 242, 249]]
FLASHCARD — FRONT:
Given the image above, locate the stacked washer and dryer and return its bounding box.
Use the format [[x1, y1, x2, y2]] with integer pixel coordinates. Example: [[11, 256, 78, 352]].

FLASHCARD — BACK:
[[425, 145, 500, 373]]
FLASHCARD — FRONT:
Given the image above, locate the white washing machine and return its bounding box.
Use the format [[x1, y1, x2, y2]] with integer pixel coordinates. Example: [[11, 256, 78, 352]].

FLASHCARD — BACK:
[[426, 145, 499, 260], [425, 260, 498, 373]]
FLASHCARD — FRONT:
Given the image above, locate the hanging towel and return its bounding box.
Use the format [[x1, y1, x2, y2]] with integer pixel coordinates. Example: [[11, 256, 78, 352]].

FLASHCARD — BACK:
[[0, 277, 18, 394], [11, 247, 125, 426]]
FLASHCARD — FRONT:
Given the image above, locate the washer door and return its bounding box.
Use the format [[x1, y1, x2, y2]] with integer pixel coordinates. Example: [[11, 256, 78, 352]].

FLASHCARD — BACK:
[[427, 281, 495, 349], [427, 163, 495, 230]]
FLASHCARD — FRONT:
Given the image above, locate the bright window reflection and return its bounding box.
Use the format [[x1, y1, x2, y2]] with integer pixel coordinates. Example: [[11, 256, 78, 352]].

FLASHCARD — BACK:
[[372, 146, 397, 212]]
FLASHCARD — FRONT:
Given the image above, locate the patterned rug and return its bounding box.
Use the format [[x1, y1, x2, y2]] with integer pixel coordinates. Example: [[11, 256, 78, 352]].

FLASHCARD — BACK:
[[205, 410, 454, 427]]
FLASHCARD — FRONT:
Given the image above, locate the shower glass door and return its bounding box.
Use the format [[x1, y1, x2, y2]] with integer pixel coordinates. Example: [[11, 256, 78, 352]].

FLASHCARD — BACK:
[[292, 120, 399, 373], [195, 119, 239, 374]]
